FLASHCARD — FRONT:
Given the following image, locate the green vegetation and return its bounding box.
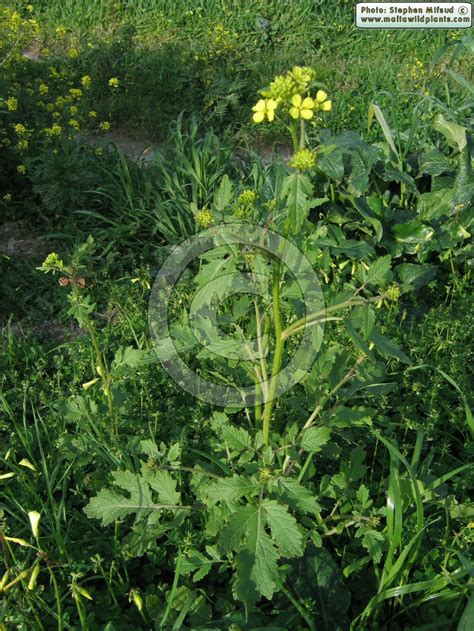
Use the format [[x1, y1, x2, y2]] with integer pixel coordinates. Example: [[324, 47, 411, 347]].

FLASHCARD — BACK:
[[1, 2, 473, 629]]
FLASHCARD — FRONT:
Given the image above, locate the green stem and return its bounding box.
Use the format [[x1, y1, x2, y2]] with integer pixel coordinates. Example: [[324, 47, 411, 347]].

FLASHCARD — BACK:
[[85, 315, 116, 434], [299, 119, 306, 149], [47, 566, 63, 631], [160, 549, 182, 629], [262, 262, 284, 446]]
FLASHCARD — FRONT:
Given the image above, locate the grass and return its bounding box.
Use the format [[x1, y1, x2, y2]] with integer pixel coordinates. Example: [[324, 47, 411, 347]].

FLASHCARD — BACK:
[[29, 0, 472, 140]]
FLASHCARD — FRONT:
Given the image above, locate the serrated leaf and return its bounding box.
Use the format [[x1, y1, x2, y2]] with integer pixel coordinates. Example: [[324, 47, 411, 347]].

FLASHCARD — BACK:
[[360, 255, 391, 288], [362, 529, 384, 563], [141, 468, 180, 505], [214, 174, 233, 211], [262, 500, 304, 557], [300, 426, 331, 453], [111, 346, 154, 377], [281, 172, 313, 235], [84, 470, 154, 526], [234, 504, 279, 607], [221, 425, 253, 453], [269, 477, 321, 515], [219, 504, 256, 553], [206, 475, 258, 503]]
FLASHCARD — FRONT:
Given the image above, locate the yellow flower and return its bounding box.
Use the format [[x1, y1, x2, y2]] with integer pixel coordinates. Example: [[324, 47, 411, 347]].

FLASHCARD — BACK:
[[19, 457, 35, 470], [55, 26, 67, 38], [38, 83, 48, 94], [68, 119, 80, 131], [27, 4, 34, 12], [14, 123, 27, 135], [252, 98, 278, 123], [17, 164, 26, 174], [45, 123, 62, 137], [289, 94, 314, 120], [28, 511, 41, 539], [17, 140, 29, 151], [70, 105, 78, 115], [69, 88, 83, 99], [7, 97, 18, 111], [81, 75, 92, 89], [99, 121, 111, 132], [3, 193, 12, 202], [314, 90, 332, 111], [68, 47, 79, 59], [108, 77, 119, 88], [88, 110, 97, 118]]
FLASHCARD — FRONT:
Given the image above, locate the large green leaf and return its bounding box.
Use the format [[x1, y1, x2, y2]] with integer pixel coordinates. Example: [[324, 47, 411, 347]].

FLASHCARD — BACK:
[[269, 477, 321, 514], [359, 254, 392, 288], [206, 475, 258, 503], [417, 189, 453, 221], [281, 172, 314, 235], [234, 504, 280, 607], [262, 500, 304, 557], [299, 426, 331, 453], [85, 470, 165, 526]]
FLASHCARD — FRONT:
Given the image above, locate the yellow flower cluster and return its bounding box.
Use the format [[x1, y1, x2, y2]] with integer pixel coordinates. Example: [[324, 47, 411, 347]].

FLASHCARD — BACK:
[[252, 66, 331, 125]]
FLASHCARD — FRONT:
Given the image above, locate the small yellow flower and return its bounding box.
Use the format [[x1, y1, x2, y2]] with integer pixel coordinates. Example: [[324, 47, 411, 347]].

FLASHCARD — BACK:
[[68, 119, 80, 131], [314, 90, 332, 112], [17, 165, 26, 175], [3, 193, 12, 202], [81, 75, 92, 89], [45, 123, 62, 137], [55, 26, 67, 38], [17, 140, 29, 151], [14, 123, 27, 135], [88, 110, 97, 118], [252, 98, 278, 123], [289, 94, 314, 120], [108, 77, 119, 88], [19, 457, 36, 470], [7, 97, 18, 111], [70, 105, 78, 115], [99, 121, 111, 132], [68, 47, 79, 59], [69, 88, 83, 99], [38, 83, 48, 94], [28, 511, 41, 539]]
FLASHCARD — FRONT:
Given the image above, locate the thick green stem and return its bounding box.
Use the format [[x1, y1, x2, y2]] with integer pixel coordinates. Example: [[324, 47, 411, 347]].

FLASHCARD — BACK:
[[262, 262, 284, 446]]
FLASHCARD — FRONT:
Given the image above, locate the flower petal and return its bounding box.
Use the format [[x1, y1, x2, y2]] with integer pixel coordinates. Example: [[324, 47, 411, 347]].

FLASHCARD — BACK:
[[301, 109, 314, 120], [321, 100, 332, 111], [253, 112, 265, 123], [291, 94, 302, 107], [316, 90, 328, 103], [302, 97, 314, 109], [289, 107, 299, 120]]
